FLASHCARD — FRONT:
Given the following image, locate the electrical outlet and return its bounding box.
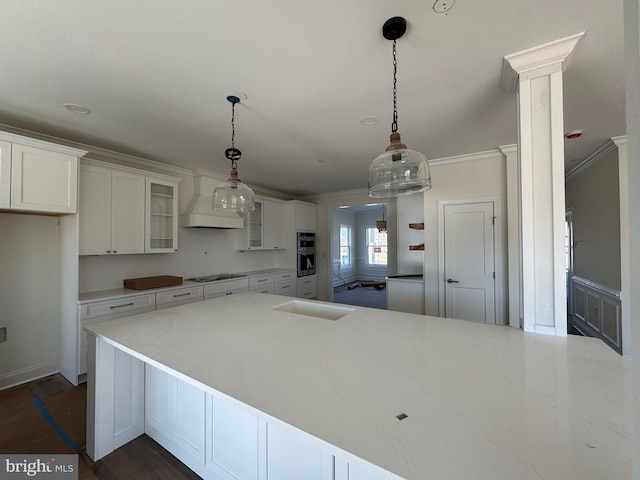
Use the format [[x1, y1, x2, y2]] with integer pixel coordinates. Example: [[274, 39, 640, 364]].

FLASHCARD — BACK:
[[0, 327, 6, 342]]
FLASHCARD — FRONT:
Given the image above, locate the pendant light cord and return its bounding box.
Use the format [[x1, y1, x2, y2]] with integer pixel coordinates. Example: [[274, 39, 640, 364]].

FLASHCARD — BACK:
[[230, 100, 237, 170], [392, 39, 398, 134]]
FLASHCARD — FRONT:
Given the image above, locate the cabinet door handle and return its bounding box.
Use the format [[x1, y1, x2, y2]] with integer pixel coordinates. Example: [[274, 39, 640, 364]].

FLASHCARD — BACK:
[[110, 302, 134, 309], [173, 292, 191, 298], [446, 278, 459, 284]]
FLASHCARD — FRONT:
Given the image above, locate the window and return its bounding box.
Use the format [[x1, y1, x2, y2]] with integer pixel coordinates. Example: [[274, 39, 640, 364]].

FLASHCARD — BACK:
[[339, 225, 351, 266], [366, 228, 387, 265]]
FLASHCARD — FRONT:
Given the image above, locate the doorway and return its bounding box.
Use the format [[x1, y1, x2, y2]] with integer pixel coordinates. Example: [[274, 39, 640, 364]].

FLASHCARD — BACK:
[[438, 197, 503, 324], [330, 203, 388, 309]]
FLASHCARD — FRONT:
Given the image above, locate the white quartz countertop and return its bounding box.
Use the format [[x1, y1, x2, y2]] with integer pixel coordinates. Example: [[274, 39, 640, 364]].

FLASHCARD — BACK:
[[78, 268, 296, 303], [84, 293, 632, 480]]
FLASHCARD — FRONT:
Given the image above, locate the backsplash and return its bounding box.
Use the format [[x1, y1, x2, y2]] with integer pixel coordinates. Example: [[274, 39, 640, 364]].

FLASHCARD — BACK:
[[79, 227, 290, 292]]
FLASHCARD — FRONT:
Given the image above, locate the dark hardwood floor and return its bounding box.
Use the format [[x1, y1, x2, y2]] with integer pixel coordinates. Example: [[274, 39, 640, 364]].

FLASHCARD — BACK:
[[333, 281, 387, 309], [0, 374, 200, 480]]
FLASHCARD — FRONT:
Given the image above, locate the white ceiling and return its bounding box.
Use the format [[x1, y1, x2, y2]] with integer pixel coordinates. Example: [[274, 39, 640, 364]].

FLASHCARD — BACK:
[[0, 1, 625, 196]]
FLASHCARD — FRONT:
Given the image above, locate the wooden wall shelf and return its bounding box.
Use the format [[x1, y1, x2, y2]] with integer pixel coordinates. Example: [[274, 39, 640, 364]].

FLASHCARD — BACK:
[[409, 223, 424, 230], [409, 244, 425, 251]]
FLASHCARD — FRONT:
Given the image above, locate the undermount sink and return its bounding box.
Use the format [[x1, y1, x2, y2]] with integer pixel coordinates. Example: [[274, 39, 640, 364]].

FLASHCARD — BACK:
[[271, 300, 355, 320]]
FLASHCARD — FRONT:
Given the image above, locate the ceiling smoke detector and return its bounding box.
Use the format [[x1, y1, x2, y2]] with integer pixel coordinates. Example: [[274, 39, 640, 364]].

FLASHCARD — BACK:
[[565, 130, 583, 139]]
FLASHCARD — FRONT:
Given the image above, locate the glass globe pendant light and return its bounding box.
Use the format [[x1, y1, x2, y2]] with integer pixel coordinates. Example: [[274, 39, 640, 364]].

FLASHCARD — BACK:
[[212, 95, 255, 213], [368, 17, 432, 198]]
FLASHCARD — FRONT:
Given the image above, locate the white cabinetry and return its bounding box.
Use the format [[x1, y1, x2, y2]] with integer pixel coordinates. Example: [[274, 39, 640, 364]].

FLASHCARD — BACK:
[[387, 277, 425, 314], [288, 200, 317, 232], [79, 160, 180, 255], [262, 198, 286, 249], [146, 178, 179, 253], [79, 164, 146, 255], [156, 285, 204, 310], [238, 197, 287, 251], [203, 278, 249, 300], [274, 270, 296, 296], [267, 422, 333, 479], [0, 132, 87, 214], [78, 293, 155, 376], [249, 273, 275, 294], [88, 336, 393, 480], [145, 365, 206, 467], [297, 275, 317, 299]]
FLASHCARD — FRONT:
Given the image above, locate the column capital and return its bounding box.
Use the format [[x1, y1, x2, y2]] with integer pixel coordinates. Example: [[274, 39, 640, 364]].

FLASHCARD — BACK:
[[500, 32, 585, 91]]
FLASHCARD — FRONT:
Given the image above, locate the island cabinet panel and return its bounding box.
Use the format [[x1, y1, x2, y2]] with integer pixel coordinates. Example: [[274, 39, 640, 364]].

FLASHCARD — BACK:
[[86, 336, 145, 461], [206, 396, 266, 480], [335, 459, 386, 480], [144, 365, 206, 467], [267, 423, 333, 480]]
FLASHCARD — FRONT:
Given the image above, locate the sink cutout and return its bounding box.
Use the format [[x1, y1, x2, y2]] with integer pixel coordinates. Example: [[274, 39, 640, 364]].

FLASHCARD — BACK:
[[271, 300, 355, 320]]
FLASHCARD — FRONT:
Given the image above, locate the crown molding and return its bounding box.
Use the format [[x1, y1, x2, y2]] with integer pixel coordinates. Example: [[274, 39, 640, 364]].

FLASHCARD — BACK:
[[501, 31, 585, 91], [565, 138, 617, 181], [611, 135, 627, 146], [429, 148, 505, 167], [498, 144, 518, 155]]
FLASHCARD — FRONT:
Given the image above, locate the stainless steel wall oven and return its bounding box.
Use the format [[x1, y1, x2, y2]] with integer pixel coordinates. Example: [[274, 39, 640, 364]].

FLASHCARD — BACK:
[[297, 232, 316, 277]]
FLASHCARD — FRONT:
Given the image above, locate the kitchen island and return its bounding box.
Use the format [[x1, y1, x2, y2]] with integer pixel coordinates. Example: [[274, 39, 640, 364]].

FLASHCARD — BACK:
[[85, 292, 631, 480]]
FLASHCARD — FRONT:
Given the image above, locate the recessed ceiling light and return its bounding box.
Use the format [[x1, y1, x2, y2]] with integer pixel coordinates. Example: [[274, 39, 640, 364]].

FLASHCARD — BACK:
[[64, 103, 91, 114], [360, 116, 378, 126]]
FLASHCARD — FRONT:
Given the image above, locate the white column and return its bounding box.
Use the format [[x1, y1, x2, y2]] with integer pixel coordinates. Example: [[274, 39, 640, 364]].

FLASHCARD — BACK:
[[501, 33, 583, 335], [499, 144, 520, 329], [622, 1, 640, 477]]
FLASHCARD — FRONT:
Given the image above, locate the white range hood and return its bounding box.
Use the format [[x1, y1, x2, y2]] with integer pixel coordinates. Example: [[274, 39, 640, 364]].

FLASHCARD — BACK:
[[180, 174, 244, 229]]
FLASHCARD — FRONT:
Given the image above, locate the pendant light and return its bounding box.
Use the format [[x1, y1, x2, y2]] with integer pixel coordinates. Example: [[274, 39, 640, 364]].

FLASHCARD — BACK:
[[212, 95, 255, 213], [368, 17, 432, 198], [376, 204, 387, 233]]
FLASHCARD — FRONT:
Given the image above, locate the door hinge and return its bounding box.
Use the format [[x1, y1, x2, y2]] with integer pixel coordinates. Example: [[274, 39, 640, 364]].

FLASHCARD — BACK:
[[492, 216, 496, 225], [493, 272, 495, 279]]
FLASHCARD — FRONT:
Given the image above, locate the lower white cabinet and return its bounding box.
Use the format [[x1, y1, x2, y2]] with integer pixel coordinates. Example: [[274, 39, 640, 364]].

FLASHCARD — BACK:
[[203, 278, 250, 300], [386, 278, 425, 315], [78, 294, 155, 376], [297, 275, 317, 299], [267, 423, 333, 480], [274, 271, 296, 297], [145, 366, 206, 466], [206, 395, 266, 480], [156, 285, 204, 310]]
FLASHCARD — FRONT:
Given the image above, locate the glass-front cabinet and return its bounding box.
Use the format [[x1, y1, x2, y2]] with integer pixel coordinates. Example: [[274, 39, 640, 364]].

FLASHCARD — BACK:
[[146, 178, 179, 253]]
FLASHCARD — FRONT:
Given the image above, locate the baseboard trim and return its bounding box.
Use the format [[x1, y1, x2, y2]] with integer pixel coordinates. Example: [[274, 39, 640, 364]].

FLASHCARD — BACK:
[[0, 362, 59, 391]]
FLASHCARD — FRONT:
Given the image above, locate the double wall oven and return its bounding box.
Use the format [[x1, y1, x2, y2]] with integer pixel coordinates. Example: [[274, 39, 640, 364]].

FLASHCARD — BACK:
[[297, 232, 316, 277]]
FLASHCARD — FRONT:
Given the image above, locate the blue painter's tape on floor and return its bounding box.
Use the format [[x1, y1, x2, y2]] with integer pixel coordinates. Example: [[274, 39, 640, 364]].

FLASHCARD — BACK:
[[32, 395, 79, 451]]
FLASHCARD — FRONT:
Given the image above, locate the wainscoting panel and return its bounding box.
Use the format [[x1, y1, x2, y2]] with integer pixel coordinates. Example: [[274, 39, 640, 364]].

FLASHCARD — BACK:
[[572, 276, 621, 354]]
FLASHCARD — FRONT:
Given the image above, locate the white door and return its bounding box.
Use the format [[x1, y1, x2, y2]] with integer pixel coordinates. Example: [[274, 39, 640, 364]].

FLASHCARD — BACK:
[[444, 202, 496, 323]]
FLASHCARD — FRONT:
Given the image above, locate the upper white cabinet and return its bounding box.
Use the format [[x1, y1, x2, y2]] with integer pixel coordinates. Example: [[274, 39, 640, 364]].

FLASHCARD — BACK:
[[237, 196, 287, 251], [0, 131, 87, 214], [79, 160, 180, 255], [79, 164, 145, 255], [262, 198, 286, 249], [145, 178, 178, 253], [287, 200, 316, 232]]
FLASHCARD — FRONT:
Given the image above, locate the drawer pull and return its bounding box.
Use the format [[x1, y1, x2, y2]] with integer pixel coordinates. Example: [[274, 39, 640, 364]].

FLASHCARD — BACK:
[[281, 284, 291, 288], [257, 278, 268, 283], [173, 292, 191, 298], [110, 302, 134, 309]]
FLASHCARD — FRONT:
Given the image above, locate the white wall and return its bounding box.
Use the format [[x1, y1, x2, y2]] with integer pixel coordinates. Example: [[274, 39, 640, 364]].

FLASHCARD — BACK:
[[423, 152, 507, 316], [0, 214, 61, 388], [396, 193, 425, 275], [79, 227, 289, 292]]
